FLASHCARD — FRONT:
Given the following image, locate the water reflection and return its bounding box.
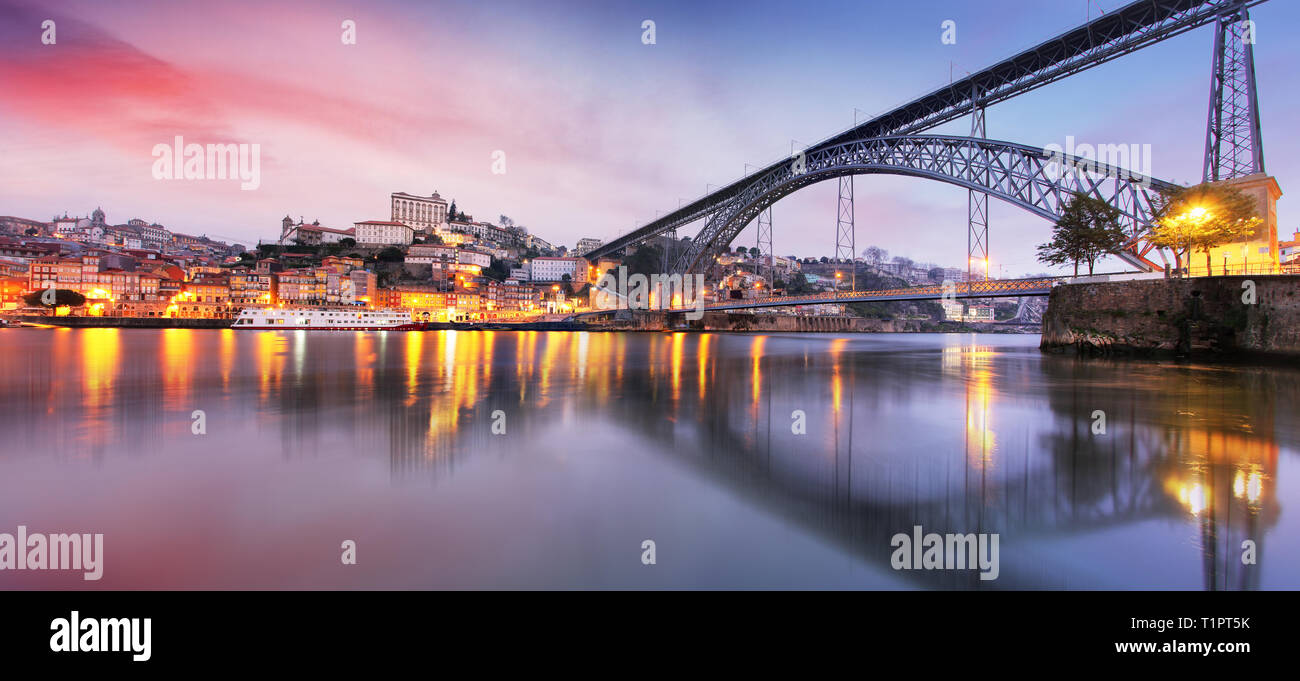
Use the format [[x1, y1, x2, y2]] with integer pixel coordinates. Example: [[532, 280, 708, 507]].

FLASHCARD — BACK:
[[0, 329, 1295, 589]]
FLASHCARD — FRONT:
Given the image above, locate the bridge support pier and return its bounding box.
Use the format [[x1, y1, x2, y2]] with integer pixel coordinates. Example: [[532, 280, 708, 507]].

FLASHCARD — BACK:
[[967, 89, 989, 282], [662, 228, 676, 273], [1198, 5, 1281, 275], [836, 176, 855, 290], [756, 207, 772, 284]]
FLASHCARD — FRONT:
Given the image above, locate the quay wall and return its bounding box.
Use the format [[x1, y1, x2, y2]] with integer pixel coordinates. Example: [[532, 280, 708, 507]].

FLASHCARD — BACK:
[[1040, 275, 1300, 358]]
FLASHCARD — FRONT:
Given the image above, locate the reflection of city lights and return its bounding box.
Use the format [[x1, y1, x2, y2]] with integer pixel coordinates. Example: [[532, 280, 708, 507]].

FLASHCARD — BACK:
[[1247, 472, 1262, 503], [1179, 483, 1206, 515], [1232, 468, 1265, 504]]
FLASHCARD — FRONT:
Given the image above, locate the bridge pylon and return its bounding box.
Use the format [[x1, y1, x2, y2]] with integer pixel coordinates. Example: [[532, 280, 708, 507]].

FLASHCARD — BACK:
[[756, 207, 772, 284], [1203, 4, 1264, 182], [662, 228, 676, 273], [1198, 4, 1282, 275], [836, 176, 855, 290], [968, 86, 989, 282]]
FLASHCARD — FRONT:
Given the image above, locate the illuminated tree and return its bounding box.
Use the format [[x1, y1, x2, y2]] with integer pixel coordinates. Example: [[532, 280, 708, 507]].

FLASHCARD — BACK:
[[1149, 182, 1260, 274]]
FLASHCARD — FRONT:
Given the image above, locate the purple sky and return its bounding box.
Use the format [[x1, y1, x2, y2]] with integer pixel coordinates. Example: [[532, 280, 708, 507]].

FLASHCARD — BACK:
[[1, 0, 1296, 276]]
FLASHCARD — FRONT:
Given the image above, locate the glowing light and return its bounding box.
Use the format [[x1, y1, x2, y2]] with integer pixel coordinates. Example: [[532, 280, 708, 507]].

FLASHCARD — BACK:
[[1247, 472, 1262, 503], [1178, 483, 1206, 515]]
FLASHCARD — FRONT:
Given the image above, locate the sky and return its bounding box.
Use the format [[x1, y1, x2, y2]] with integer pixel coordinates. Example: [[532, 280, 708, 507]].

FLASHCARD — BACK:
[[1, 0, 1297, 276]]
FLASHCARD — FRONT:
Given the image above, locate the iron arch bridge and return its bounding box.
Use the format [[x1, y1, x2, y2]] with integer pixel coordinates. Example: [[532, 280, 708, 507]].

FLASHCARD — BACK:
[[669, 134, 1178, 276]]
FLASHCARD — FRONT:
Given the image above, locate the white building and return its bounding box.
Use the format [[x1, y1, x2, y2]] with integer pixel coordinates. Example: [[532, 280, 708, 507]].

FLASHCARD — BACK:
[[574, 237, 603, 256], [448, 219, 511, 245], [526, 235, 554, 253], [940, 301, 965, 321], [404, 244, 457, 264], [281, 217, 355, 246], [390, 192, 448, 235], [529, 256, 588, 283], [354, 220, 414, 246], [404, 243, 491, 268], [1280, 229, 1300, 264], [457, 249, 492, 268], [139, 222, 169, 249]]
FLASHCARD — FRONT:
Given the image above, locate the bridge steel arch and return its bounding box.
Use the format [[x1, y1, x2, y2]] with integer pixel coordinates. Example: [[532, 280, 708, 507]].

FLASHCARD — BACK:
[[670, 134, 1178, 275]]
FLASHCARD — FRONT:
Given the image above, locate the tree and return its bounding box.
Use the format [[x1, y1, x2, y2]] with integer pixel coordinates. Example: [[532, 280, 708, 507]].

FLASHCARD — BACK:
[[23, 288, 85, 311], [786, 272, 814, 295], [377, 247, 405, 263], [24, 227, 39, 236], [339, 237, 356, 248], [1149, 182, 1261, 274], [1036, 192, 1129, 276], [484, 258, 510, 282], [862, 246, 888, 266]]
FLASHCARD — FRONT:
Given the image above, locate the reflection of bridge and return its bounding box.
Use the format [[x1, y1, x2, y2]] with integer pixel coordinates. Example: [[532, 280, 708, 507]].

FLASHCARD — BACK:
[[687, 276, 1061, 313], [586, 0, 1269, 277], [569, 276, 1061, 318]]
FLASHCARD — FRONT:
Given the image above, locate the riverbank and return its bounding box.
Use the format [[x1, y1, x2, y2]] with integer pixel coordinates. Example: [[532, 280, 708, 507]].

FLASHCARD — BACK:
[[1, 315, 231, 329], [0, 315, 595, 332], [2, 313, 1037, 334], [1040, 274, 1300, 359]]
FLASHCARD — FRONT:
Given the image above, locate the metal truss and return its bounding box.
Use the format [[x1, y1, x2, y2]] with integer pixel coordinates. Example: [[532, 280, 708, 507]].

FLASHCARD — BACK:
[[1203, 4, 1265, 181], [835, 177, 855, 290], [671, 135, 1178, 275], [661, 228, 676, 273], [585, 0, 1266, 263], [755, 207, 772, 282], [968, 96, 989, 282]]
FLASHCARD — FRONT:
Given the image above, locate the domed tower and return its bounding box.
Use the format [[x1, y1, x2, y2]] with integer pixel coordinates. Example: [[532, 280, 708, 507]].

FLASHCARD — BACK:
[[91, 207, 106, 226]]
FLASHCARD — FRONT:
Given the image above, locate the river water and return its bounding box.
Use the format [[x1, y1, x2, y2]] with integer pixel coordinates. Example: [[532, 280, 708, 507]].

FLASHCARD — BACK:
[[0, 328, 1295, 589]]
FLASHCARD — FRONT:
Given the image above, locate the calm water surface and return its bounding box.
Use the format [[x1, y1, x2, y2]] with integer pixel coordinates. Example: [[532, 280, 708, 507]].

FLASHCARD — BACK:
[[0, 328, 1296, 589]]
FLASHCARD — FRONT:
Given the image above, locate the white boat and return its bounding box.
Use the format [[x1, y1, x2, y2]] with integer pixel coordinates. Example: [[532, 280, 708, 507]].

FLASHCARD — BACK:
[[232, 307, 426, 330]]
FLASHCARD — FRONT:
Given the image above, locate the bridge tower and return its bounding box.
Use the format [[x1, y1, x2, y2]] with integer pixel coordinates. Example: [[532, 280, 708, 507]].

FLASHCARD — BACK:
[[836, 177, 855, 290], [967, 86, 989, 282], [1203, 4, 1263, 182], [662, 228, 676, 273], [756, 207, 772, 284], [1200, 4, 1281, 275]]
